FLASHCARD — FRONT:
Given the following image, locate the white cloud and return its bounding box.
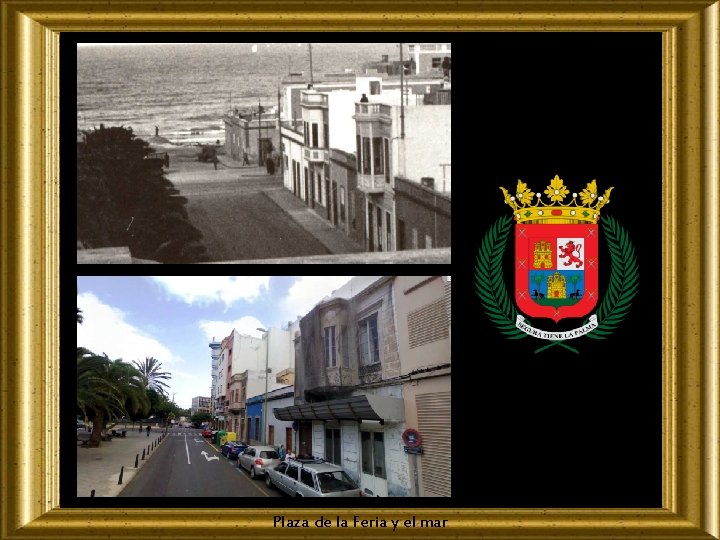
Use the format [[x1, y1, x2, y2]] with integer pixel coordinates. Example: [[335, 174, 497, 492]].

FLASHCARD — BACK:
[[77, 292, 179, 366], [150, 276, 270, 308], [199, 315, 268, 342], [278, 276, 355, 325]]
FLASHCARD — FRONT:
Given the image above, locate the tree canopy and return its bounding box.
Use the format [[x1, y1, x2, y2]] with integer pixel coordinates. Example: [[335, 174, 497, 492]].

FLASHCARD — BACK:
[[77, 125, 209, 263]]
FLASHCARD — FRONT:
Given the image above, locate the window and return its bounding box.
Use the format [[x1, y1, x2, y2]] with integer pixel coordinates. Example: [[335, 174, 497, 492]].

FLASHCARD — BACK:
[[286, 464, 299, 481], [339, 186, 346, 222], [361, 431, 386, 479], [356, 135, 361, 171], [341, 325, 349, 367], [325, 428, 341, 465], [431, 57, 442, 68], [376, 210, 383, 251], [362, 137, 371, 175], [312, 123, 319, 147], [384, 138, 390, 182], [426, 234, 433, 249], [301, 468, 316, 489], [373, 137, 383, 175], [324, 123, 329, 149], [386, 212, 392, 251], [358, 313, 380, 366], [369, 80, 381, 95], [324, 326, 336, 367], [317, 173, 322, 205], [304, 122, 309, 145]]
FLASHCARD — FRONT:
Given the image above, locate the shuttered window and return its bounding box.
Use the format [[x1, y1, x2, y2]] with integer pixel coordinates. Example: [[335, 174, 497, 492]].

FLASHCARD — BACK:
[[408, 297, 449, 348], [417, 391, 451, 496]]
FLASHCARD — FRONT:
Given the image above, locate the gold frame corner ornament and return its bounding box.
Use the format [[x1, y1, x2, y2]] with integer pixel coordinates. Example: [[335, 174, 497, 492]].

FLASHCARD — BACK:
[[1, 1, 718, 538]]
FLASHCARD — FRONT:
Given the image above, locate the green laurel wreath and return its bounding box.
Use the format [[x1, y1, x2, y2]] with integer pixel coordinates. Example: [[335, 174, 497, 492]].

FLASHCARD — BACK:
[[474, 214, 639, 343]]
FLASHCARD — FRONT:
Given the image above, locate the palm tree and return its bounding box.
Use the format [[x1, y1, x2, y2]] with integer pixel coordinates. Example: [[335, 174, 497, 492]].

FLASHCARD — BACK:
[[132, 356, 171, 396], [78, 349, 150, 447], [532, 272, 544, 296], [569, 273, 581, 295]]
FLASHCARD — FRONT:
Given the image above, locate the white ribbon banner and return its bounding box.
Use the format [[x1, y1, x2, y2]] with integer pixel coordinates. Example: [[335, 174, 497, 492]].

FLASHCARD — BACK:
[[516, 314, 598, 340]]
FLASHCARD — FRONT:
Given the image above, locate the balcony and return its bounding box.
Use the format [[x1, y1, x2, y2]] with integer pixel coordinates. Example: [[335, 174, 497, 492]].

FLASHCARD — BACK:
[[228, 401, 246, 414], [356, 173, 386, 194], [304, 147, 327, 163], [354, 103, 392, 122], [301, 92, 328, 108]]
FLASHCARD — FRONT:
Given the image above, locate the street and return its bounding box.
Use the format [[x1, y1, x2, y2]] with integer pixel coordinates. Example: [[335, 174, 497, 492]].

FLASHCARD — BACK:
[[165, 149, 330, 262], [118, 428, 282, 497]]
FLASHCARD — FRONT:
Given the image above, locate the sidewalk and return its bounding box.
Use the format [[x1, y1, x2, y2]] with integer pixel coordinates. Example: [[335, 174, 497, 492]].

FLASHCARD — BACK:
[[262, 187, 365, 254], [76, 424, 166, 497]]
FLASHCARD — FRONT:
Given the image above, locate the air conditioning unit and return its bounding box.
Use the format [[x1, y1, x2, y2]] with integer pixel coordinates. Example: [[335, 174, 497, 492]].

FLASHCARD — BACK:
[[421, 177, 435, 189]]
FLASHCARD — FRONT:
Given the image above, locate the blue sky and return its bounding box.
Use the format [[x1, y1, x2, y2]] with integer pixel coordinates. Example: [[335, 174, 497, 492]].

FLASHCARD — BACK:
[[76, 276, 354, 410]]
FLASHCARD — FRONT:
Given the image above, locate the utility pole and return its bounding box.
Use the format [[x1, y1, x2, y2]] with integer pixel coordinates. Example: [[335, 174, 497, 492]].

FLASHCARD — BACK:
[[399, 43, 405, 139], [257, 328, 270, 445], [308, 43, 314, 86], [278, 85, 283, 176]]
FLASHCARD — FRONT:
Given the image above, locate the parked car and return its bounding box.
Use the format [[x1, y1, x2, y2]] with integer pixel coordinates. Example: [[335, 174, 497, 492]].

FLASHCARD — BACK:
[[202, 429, 213, 438], [237, 445, 280, 479], [265, 458, 362, 497], [220, 441, 247, 458], [227, 442, 248, 460]]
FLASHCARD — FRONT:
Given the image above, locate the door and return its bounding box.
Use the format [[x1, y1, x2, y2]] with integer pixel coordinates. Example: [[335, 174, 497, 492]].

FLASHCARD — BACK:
[[268, 425, 274, 446], [367, 203, 374, 252], [286, 427, 293, 454], [360, 430, 388, 496], [298, 422, 313, 458]]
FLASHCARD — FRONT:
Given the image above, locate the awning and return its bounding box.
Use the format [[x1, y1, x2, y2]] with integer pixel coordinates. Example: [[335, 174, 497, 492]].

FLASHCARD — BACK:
[[273, 394, 405, 423]]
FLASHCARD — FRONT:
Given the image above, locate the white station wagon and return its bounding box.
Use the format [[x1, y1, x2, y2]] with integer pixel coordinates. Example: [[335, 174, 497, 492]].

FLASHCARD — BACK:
[[265, 458, 362, 497]]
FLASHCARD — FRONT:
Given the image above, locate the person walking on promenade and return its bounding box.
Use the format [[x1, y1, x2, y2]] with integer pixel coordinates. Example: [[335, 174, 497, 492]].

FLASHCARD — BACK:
[[146, 425, 151, 437], [213, 156, 218, 170]]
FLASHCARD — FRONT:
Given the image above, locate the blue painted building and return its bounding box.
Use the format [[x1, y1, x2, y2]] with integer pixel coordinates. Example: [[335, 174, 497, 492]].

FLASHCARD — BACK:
[[246, 395, 264, 444]]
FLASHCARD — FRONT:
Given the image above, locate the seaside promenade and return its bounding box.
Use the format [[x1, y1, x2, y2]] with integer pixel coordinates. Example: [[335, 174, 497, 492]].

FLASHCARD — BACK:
[[76, 424, 166, 498]]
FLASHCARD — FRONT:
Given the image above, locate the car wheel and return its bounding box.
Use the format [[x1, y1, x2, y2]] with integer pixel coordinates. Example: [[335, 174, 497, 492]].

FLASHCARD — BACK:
[[250, 467, 256, 479], [265, 474, 273, 488]]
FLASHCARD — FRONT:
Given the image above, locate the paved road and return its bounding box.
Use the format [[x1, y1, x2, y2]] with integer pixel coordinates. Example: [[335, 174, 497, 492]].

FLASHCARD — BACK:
[[119, 428, 282, 497], [166, 156, 330, 262]]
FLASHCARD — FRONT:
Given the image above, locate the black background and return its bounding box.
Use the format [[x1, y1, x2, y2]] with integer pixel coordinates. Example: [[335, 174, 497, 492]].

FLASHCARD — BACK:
[[62, 32, 662, 508]]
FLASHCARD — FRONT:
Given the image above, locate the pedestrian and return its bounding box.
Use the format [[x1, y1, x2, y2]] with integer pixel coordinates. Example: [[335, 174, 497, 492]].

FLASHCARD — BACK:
[[266, 155, 275, 175], [359, 93, 369, 103], [243, 151, 249, 165], [213, 156, 218, 170], [441, 56, 451, 79], [164, 154, 170, 168], [285, 448, 295, 462], [146, 425, 151, 437]]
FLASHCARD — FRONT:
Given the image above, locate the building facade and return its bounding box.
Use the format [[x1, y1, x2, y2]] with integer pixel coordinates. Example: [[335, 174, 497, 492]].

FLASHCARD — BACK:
[[190, 396, 212, 417], [393, 276, 451, 497], [273, 276, 412, 497]]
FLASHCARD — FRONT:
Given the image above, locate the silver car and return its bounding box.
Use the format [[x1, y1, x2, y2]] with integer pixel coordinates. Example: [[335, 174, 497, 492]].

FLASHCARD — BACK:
[[265, 458, 362, 497], [237, 445, 280, 479]]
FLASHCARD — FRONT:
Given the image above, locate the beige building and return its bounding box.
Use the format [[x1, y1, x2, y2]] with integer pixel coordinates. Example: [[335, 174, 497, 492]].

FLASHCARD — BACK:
[[393, 275, 451, 497]]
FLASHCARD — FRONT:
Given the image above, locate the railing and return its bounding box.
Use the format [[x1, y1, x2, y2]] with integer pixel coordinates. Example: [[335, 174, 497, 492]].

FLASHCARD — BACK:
[[304, 148, 326, 162], [354, 102, 392, 116], [357, 173, 386, 193], [301, 92, 328, 106]]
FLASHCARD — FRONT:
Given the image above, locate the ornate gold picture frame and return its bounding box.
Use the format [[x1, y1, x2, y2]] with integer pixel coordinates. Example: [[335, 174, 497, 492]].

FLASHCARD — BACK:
[[1, 1, 718, 538]]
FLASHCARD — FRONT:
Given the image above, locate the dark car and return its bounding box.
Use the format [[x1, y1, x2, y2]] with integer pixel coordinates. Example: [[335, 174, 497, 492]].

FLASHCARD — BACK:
[[227, 442, 248, 460], [220, 441, 247, 459]]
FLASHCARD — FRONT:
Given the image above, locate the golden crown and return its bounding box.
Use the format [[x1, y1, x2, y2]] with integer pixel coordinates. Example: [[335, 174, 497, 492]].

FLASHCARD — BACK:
[[500, 175, 614, 224]]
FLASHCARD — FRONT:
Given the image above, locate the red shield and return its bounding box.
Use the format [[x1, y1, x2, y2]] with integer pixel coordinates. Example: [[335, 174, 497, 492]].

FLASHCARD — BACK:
[[515, 223, 598, 322]]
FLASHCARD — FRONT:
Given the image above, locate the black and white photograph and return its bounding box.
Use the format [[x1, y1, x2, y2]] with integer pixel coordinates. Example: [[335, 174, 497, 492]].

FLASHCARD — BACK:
[[75, 42, 451, 264]]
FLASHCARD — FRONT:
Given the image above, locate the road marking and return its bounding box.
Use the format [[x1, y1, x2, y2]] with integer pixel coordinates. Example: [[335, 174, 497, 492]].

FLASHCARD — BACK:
[[184, 434, 191, 465], [201, 451, 219, 462]]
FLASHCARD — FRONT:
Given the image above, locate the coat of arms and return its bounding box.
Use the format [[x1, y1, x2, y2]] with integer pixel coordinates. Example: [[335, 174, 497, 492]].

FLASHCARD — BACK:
[[476, 175, 639, 354]]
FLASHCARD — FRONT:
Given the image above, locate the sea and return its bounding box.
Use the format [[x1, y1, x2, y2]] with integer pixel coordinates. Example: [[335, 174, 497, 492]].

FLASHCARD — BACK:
[[77, 42, 395, 146]]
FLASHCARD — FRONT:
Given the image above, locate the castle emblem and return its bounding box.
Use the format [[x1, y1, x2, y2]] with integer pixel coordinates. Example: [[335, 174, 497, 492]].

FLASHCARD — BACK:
[[476, 175, 638, 354]]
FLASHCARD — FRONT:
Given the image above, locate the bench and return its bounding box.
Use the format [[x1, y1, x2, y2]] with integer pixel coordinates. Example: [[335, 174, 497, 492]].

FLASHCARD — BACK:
[[77, 431, 92, 446]]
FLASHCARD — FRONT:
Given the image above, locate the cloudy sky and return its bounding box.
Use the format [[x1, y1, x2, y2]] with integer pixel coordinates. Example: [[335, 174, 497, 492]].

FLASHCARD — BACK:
[[76, 276, 354, 410]]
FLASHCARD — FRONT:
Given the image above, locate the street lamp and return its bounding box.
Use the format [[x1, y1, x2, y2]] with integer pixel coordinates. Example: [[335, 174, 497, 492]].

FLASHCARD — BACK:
[[257, 327, 269, 445]]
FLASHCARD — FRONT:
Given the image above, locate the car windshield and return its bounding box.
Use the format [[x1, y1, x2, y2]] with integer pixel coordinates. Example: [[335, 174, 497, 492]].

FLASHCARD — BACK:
[[259, 451, 278, 459], [316, 470, 358, 493]]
